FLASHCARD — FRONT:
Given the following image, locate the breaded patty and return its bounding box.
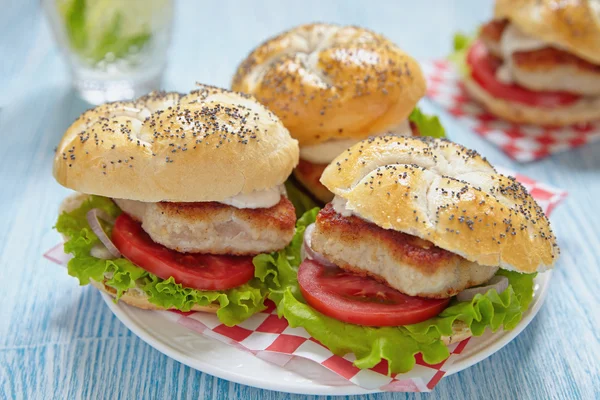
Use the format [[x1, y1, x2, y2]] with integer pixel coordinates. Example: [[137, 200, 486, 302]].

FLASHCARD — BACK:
[[479, 19, 507, 58], [479, 20, 600, 95], [310, 204, 498, 299], [115, 196, 296, 255], [510, 48, 600, 95]]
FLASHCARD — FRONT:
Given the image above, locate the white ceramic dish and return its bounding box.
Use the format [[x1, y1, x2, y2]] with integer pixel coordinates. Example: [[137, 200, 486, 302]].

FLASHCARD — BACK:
[[101, 271, 551, 395]]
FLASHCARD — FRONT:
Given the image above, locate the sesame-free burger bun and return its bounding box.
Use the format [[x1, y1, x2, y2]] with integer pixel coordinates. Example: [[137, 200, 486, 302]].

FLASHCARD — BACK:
[[463, 74, 600, 126], [495, 0, 600, 66], [320, 136, 559, 274], [53, 85, 299, 203], [231, 23, 426, 147]]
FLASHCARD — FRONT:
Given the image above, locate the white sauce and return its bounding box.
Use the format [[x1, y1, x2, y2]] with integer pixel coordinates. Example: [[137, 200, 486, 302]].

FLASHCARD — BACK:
[[299, 120, 412, 164], [331, 195, 358, 218], [113, 184, 286, 212], [113, 198, 146, 220], [219, 185, 286, 209], [496, 24, 549, 84], [300, 138, 364, 164]]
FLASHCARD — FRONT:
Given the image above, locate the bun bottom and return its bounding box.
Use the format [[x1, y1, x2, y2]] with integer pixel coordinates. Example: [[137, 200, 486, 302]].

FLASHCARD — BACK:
[[463, 75, 600, 126], [90, 279, 219, 313], [93, 275, 470, 342], [441, 320, 472, 345], [293, 159, 334, 203]]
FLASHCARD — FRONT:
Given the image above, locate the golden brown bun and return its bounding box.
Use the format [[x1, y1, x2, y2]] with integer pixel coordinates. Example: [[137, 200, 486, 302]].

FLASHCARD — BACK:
[[54, 86, 299, 202], [320, 136, 559, 273], [495, 0, 600, 65], [232, 23, 426, 146], [90, 279, 219, 313], [463, 74, 600, 126], [293, 159, 334, 203]]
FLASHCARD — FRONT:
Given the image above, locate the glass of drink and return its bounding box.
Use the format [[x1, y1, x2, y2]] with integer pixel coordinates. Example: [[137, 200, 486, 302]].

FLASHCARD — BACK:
[[43, 0, 174, 104]]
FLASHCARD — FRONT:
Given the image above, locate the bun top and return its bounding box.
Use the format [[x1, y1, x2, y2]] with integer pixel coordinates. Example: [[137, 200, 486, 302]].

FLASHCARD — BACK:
[[495, 0, 600, 65], [231, 23, 426, 147], [320, 136, 559, 273], [53, 86, 299, 202]]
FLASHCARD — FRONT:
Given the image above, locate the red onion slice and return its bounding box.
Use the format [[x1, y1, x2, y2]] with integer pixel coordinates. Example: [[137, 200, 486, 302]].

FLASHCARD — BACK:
[[86, 209, 121, 259], [90, 244, 117, 260], [456, 275, 510, 302], [302, 224, 337, 267]]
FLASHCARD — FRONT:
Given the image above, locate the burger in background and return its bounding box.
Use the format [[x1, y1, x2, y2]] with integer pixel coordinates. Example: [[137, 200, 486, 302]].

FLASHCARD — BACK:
[[54, 85, 299, 326], [255, 135, 559, 374], [452, 0, 600, 126], [232, 23, 444, 204]]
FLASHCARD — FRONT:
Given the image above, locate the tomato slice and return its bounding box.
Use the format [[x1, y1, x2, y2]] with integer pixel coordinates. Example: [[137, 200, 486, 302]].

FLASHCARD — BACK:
[[467, 40, 580, 107], [111, 213, 255, 291], [297, 260, 450, 327]]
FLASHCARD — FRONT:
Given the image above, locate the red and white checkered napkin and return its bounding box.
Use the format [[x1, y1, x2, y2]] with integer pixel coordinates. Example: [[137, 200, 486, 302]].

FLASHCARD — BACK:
[[44, 171, 567, 393], [422, 60, 600, 162]]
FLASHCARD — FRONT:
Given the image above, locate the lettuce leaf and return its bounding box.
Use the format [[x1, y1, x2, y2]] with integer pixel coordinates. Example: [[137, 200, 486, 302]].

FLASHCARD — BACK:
[[409, 107, 446, 139], [449, 31, 476, 76], [58, 0, 153, 63], [55, 195, 272, 326], [254, 210, 537, 374]]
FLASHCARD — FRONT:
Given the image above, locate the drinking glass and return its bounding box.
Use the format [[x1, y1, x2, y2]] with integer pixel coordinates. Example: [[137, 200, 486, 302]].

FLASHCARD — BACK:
[[43, 0, 174, 104]]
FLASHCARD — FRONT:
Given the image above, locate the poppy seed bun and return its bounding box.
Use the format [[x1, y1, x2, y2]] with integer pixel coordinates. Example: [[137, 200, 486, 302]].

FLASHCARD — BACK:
[[53, 85, 299, 202], [320, 136, 559, 274], [463, 74, 600, 126], [231, 23, 426, 147], [495, 0, 600, 65]]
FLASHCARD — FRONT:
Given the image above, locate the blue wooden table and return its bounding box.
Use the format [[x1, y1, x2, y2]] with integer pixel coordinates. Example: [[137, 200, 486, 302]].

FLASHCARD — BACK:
[[1, 0, 598, 398]]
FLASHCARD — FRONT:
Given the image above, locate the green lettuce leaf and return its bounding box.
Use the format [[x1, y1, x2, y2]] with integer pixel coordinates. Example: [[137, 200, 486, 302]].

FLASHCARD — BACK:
[[449, 31, 476, 76], [58, 0, 153, 63], [409, 107, 446, 139], [55, 195, 272, 326], [254, 210, 537, 374]]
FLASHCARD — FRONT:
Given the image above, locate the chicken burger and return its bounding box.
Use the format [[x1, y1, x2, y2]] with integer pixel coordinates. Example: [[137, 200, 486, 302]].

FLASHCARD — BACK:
[[460, 0, 600, 126], [54, 85, 299, 326]]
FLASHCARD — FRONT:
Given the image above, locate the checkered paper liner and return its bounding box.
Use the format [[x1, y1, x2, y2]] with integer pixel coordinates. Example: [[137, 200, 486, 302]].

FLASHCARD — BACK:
[[44, 171, 567, 392], [422, 59, 600, 162]]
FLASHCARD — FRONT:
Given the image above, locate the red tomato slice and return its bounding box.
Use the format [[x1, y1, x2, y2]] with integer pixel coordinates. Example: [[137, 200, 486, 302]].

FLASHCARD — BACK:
[[467, 40, 580, 107], [111, 213, 255, 291], [297, 260, 450, 327]]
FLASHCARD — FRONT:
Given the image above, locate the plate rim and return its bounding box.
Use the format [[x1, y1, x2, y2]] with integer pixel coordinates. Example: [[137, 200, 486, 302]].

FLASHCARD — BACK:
[[101, 270, 552, 395]]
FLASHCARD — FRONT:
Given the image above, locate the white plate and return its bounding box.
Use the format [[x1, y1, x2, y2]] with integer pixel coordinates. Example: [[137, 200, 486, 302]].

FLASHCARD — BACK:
[[101, 271, 551, 395]]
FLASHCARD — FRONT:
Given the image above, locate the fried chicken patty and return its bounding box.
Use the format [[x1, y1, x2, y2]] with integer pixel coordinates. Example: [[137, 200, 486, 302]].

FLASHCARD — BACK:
[[479, 20, 600, 95], [510, 49, 600, 95], [114, 196, 296, 255], [479, 19, 507, 58], [310, 204, 498, 299]]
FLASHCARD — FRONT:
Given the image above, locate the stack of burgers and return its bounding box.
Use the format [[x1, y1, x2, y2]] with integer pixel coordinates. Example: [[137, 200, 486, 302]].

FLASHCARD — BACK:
[[53, 22, 559, 374]]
